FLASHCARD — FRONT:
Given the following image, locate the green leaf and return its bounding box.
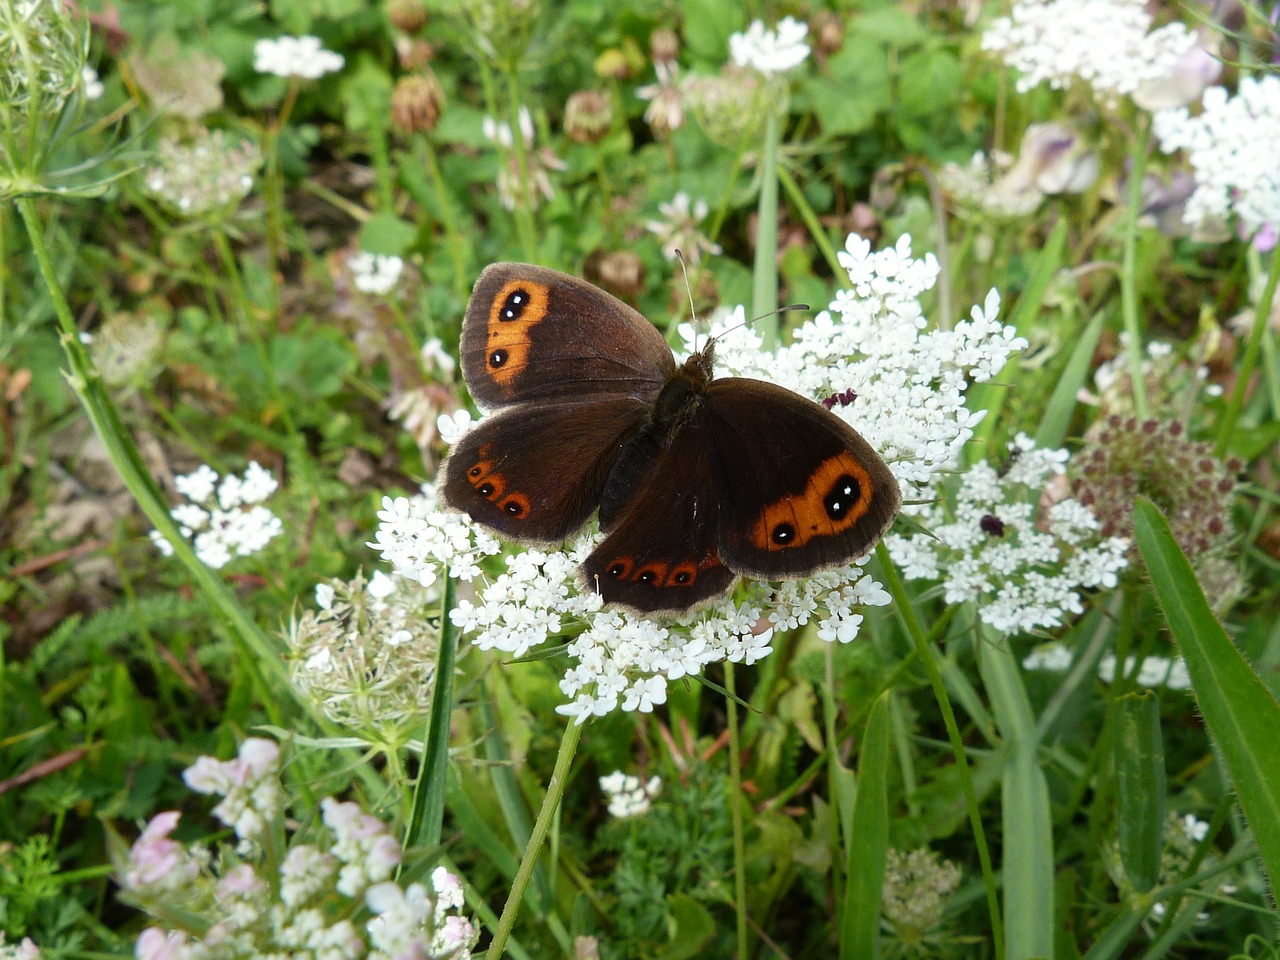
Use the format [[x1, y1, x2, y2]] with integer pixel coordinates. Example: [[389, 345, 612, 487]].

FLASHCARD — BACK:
[[840, 693, 890, 960], [1113, 691, 1166, 892], [1034, 308, 1106, 450], [1134, 497, 1280, 900], [807, 37, 891, 137], [661, 893, 716, 960], [358, 211, 418, 256], [851, 7, 928, 46], [897, 48, 960, 120]]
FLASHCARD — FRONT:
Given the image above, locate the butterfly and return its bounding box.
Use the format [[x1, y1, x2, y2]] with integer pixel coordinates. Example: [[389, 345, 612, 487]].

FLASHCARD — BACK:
[[440, 263, 902, 614]]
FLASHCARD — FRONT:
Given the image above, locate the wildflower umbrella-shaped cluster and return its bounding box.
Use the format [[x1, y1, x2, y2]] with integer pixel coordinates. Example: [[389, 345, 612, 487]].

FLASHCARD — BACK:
[[120, 738, 477, 960], [885, 436, 1129, 634], [373, 233, 1027, 722], [149, 462, 283, 569]]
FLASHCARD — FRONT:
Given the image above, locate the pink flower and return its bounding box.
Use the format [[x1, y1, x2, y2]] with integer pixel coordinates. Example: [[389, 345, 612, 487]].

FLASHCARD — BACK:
[[125, 812, 198, 891], [136, 928, 187, 960]]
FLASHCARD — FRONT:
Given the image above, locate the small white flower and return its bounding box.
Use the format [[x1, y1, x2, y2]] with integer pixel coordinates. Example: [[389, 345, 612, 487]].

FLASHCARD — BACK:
[[315, 583, 336, 610], [253, 35, 344, 80], [729, 16, 810, 75], [81, 65, 103, 100], [421, 337, 457, 378], [645, 192, 722, 265], [349, 252, 405, 295], [599, 770, 662, 818], [437, 409, 473, 445], [152, 462, 282, 569], [1182, 814, 1209, 843]]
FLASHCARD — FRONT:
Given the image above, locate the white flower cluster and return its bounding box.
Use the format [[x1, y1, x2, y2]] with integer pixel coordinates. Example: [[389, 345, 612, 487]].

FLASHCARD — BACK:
[[982, 0, 1195, 101], [372, 233, 1016, 721], [144, 128, 262, 217], [886, 437, 1129, 634], [729, 16, 810, 75], [253, 35, 344, 80], [369, 486, 503, 588], [1153, 75, 1280, 241], [350, 252, 405, 295], [287, 571, 441, 737], [124, 738, 477, 960], [149, 461, 282, 569], [701, 234, 1025, 489], [1023, 641, 1191, 690], [599, 771, 662, 818]]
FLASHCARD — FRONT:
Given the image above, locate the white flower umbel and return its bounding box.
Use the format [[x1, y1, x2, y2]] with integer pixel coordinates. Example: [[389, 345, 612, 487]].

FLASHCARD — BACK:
[[729, 16, 810, 75], [253, 35, 344, 79], [286, 571, 442, 740], [1153, 75, 1280, 241], [149, 461, 282, 569], [374, 233, 1024, 722], [645, 191, 722, 265], [982, 0, 1195, 103], [349, 252, 405, 295], [599, 771, 662, 818], [885, 436, 1129, 634], [122, 739, 478, 960]]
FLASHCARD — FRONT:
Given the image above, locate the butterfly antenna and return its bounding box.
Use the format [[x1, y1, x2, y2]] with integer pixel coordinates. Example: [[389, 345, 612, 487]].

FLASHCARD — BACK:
[[710, 303, 810, 344], [674, 248, 700, 352]]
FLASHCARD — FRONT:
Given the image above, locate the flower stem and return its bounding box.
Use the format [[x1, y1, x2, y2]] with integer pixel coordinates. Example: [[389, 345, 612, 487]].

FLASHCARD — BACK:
[[753, 111, 781, 347], [1121, 119, 1151, 419], [485, 717, 582, 960], [416, 133, 470, 301], [875, 541, 1006, 960], [1215, 237, 1280, 456], [15, 197, 283, 678], [724, 661, 750, 959]]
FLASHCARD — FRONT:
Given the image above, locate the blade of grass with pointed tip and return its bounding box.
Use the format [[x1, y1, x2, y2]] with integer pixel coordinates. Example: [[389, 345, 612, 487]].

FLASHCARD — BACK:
[[405, 576, 457, 853], [1134, 497, 1280, 896], [839, 692, 890, 960], [1034, 308, 1107, 450]]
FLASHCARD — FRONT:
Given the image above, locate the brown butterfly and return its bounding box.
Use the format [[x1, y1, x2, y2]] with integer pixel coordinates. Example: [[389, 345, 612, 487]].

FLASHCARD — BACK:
[[440, 264, 902, 614]]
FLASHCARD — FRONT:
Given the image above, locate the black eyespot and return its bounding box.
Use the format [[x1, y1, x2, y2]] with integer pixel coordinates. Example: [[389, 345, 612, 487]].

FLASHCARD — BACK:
[[772, 523, 796, 545], [638, 571, 657, 584], [824, 475, 860, 520], [607, 563, 626, 577], [674, 571, 691, 584], [505, 501, 521, 514], [468, 465, 483, 478], [478, 482, 495, 496], [489, 349, 508, 368], [500, 289, 529, 321]]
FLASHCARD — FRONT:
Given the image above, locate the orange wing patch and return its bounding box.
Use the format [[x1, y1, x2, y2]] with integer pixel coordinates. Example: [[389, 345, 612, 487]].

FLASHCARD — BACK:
[[483, 279, 551, 390], [750, 454, 875, 551], [463, 451, 532, 521]]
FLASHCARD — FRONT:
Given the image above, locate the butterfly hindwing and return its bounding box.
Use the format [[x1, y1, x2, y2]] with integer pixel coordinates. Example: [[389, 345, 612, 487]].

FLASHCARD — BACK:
[[461, 263, 675, 411], [702, 378, 902, 579], [440, 397, 649, 544], [582, 419, 736, 613]]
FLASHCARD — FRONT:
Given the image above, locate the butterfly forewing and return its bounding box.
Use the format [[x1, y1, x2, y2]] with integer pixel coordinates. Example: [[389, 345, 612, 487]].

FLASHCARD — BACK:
[[701, 378, 902, 579], [460, 263, 674, 411]]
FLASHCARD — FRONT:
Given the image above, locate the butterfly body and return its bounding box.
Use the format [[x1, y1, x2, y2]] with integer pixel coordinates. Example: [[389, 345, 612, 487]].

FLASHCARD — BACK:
[[441, 263, 901, 614]]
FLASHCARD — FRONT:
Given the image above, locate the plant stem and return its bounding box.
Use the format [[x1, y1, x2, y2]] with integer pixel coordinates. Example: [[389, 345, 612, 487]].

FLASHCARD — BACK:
[[1215, 237, 1280, 455], [416, 134, 470, 301], [724, 662, 750, 959], [485, 718, 582, 960], [875, 541, 1006, 960], [1121, 119, 1151, 419], [753, 112, 781, 346], [15, 197, 282, 678]]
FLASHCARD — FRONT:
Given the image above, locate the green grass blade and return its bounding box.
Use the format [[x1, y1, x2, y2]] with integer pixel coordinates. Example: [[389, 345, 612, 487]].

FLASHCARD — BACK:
[[1034, 308, 1107, 450], [980, 632, 1054, 960], [1113, 691, 1165, 893], [404, 576, 458, 852], [839, 692, 890, 960], [1134, 497, 1280, 898]]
